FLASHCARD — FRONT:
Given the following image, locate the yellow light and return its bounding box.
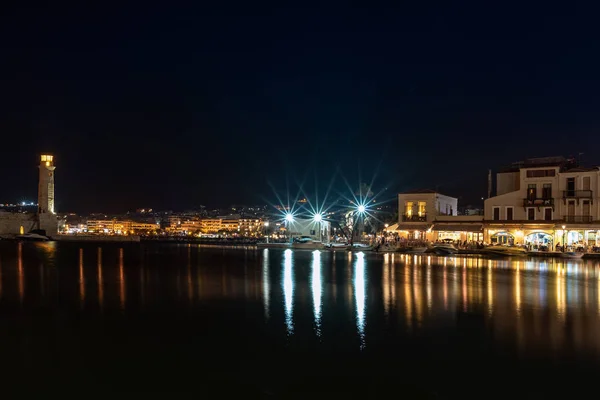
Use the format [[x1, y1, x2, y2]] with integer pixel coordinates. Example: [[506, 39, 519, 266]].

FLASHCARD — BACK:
[[45, 161, 50, 167], [41, 155, 47, 161]]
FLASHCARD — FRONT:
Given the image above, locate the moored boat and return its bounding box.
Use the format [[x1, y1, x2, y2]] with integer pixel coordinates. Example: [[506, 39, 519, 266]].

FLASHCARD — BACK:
[[291, 236, 324, 250], [482, 246, 527, 257], [406, 246, 428, 254], [347, 243, 374, 251], [432, 243, 457, 255], [559, 251, 584, 259]]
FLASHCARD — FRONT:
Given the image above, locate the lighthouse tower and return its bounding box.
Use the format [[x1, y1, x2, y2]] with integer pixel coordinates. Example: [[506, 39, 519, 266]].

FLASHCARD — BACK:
[[38, 154, 56, 214]]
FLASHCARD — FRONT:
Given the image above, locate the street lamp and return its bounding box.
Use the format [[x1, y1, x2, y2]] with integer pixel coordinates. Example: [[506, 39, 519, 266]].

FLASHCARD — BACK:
[[313, 213, 323, 242], [264, 221, 269, 244], [357, 204, 366, 213], [285, 213, 294, 223]]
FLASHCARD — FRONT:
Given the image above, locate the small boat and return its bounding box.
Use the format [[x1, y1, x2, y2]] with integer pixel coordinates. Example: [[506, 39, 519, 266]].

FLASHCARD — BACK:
[[347, 243, 374, 251], [406, 246, 428, 254], [482, 246, 527, 257], [16, 231, 50, 241], [291, 236, 324, 250], [323, 243, 348, 251], [559, 251, 584, 259], [432, 243, 457, 255]]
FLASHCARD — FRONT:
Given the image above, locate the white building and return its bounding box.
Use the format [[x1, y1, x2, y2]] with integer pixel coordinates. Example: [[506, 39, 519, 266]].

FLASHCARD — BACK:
[[484, 156, 600, 248], [395, 190, 460, 240]]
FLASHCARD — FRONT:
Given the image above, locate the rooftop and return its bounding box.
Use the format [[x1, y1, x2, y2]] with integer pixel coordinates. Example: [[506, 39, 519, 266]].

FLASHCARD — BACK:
[[498, 155, 594, 173]]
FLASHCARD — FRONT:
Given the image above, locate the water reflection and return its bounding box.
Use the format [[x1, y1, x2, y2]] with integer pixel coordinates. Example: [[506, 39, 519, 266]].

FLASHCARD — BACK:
[[79, 248, 85, 307], [262, 249, 270, 320], [6, 243, 600, 358], [354, 252, 366, 349], [282, 249, 294, 335], [119, 248, 126, 310], [311, 250, 322, 336], [97, 247, 104, 309], [18, 242, 23, 303]]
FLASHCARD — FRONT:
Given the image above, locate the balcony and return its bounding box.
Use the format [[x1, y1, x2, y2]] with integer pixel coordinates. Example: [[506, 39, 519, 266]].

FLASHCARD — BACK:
[[562, 190, 593, 198], [522, 198, 554, 208], [402, 213, 427, 222], [562, 215, 593, 223]]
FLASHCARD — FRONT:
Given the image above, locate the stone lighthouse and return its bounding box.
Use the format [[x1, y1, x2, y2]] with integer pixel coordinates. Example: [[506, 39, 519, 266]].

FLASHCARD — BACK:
[[38, 154, 58, 235], [38, 154, 56, 214]]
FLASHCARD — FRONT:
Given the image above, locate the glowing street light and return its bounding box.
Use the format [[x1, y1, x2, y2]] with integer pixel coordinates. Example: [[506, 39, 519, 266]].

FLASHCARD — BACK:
[[313, 213, 322, 222], [357, 204, 366, 213], [285, 213, 294, 223]]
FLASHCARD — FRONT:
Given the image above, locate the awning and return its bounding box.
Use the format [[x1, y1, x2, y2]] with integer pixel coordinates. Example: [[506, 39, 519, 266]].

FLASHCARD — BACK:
[[384, 223, 398, 232], [395, 224, 432, 231], [432, 224, 483, 232]]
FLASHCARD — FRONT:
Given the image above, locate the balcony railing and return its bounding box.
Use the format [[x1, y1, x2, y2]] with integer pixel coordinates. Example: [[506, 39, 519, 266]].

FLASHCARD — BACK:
[[402, 214, 427, 222], [522, 198, 554, 207], [563, 190, 593, 198], [563, 215, 593, 223]]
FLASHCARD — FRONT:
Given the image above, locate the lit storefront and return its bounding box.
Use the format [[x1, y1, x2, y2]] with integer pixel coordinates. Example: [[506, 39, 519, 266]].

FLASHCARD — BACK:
[[432, 223, 483, 243]]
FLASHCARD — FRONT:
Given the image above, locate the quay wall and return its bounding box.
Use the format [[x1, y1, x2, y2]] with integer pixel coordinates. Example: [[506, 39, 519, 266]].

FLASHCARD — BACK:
[[54, 235, 141, 243], [0, 212, 58, 236]]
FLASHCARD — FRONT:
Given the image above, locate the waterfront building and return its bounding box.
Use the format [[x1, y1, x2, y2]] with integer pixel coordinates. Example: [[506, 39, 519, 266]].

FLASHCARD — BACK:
[[484, 156, 600, 248], [86, 219, 159, 234]]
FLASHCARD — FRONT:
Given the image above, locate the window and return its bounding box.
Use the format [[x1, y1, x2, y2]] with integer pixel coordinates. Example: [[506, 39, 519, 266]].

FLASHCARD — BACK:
[[542, 184, 552, 199], [526, 169, 556, 177], [527, 184, 536, 200], [41, 155, 47, 161], [405, 201, 413, 216], [566, 178, 575, 196], [527, 208, 535, 220], [418, 201, 426, 216], [544, 208, 552, 221], [493, 207, 500, 221], [506, 207, 513, 221], [583, 200, 591, 216], [583, 176, 591, 191]]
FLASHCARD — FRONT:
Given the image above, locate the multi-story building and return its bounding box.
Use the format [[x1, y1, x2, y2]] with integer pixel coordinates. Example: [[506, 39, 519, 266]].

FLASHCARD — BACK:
[[238, 218, 262, 236], [396, 190, 459, 240], [484, 156, 600, 248], [86, 219, 159, 235]]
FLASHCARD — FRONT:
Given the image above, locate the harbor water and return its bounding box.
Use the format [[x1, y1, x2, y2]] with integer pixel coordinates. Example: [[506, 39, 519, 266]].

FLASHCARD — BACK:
[[0, 241, 599, 397]]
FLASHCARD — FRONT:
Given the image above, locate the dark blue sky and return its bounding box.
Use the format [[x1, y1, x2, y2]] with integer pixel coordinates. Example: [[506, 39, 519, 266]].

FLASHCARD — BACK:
[[1, 3, 599, 212]]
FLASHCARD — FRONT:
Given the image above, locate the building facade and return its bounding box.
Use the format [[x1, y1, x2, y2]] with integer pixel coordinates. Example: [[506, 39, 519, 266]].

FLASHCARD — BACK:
[[484, 156, 600, 248], [396, 190, 459, 240]]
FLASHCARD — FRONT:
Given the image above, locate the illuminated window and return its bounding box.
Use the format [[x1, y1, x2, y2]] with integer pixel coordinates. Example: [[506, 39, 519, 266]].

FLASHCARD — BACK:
[[405, 201, 413, 216], [41, 155, 47, 161], [46, 161, 50, 167], [48, 156, 53, 162], [418, 201, 426, 216]]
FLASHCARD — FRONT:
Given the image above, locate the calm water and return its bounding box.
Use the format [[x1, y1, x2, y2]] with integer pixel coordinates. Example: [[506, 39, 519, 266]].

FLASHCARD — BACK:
[[1, 242, 600, 397]]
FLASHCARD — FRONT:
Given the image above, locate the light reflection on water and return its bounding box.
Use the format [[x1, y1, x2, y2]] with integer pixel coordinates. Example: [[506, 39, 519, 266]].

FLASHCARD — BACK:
[[4, 243, 600, 355], [262, 249, 270, 320], [354, 252, 366, 349], [282, 249, 294, 335], [311, 250, 322, 337]]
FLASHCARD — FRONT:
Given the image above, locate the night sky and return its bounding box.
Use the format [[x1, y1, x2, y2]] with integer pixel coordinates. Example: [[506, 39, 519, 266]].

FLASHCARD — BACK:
[[1, 3, 599, 213]]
